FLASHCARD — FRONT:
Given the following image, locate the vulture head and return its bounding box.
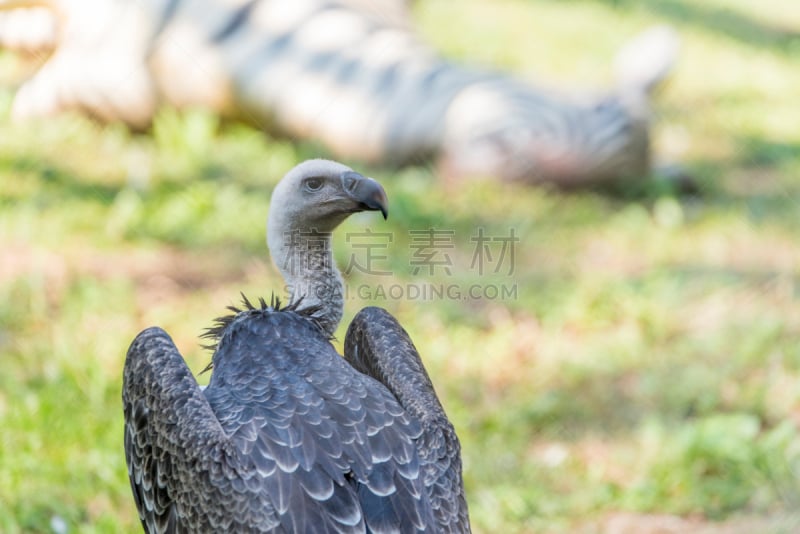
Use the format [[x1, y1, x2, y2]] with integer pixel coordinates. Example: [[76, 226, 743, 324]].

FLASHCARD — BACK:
[[268, 159, 387, 235], [267, 159, 389, 334]]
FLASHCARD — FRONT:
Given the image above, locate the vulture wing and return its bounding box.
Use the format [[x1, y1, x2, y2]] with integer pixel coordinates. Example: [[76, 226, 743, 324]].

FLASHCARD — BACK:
[[344, 307, 471, 533], [122, 326, 281, 533]]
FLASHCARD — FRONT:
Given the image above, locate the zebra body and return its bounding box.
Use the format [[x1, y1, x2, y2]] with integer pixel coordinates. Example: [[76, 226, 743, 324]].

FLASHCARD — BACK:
[[0, 0, 679, 186]]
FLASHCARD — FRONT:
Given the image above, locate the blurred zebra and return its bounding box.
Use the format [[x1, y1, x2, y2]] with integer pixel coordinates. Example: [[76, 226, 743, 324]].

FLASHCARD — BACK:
[[0, 0, 679, 186]]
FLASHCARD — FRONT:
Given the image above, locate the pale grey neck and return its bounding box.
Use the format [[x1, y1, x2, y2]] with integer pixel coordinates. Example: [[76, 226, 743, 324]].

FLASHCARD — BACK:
[[270, 228, 344, 335]]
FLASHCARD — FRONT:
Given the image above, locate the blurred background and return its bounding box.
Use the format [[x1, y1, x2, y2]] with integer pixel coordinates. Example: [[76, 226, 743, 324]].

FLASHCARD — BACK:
[[1, 0, 799, 532]]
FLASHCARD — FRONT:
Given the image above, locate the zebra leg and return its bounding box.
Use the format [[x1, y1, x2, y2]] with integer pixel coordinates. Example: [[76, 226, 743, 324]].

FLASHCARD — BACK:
[[7, 0, 159, 128], [0, 6, 57, 54], [11, 45, 158, 128]]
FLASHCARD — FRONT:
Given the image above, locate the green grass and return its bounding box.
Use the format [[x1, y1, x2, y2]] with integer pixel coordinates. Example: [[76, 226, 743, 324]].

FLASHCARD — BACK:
[[1, 0, 800, 532]]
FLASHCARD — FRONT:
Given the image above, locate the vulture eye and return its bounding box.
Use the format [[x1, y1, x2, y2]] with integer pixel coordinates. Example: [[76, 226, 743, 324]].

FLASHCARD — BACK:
[[303, 177, 324, 192]]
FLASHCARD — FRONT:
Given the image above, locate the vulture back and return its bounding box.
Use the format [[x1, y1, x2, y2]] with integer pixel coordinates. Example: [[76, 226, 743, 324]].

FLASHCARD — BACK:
[[124, 299, 441, 533]]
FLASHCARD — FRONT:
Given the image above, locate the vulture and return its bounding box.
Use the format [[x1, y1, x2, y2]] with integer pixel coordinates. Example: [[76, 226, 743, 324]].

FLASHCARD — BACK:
[[122, 159, 471, 533]]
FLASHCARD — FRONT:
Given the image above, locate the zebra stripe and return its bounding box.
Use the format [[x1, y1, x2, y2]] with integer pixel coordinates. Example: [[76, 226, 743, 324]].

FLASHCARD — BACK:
[[0, 0, 679, 186]]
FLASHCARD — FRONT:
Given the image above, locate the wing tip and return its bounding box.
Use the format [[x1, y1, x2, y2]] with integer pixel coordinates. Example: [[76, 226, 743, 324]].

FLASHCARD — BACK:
[[345, 306, 407, 353], [128, 326, 174, 354], [349, 306, 394, 329]]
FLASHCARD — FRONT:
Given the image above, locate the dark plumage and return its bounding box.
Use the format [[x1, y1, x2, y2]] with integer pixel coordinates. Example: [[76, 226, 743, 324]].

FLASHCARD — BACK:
[[345, 307, 470, 531], [122, 160, 470, 533]]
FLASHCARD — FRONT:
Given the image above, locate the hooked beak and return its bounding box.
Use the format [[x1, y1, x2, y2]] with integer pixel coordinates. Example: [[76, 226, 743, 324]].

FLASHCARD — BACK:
[[341, 171, 389, 220]]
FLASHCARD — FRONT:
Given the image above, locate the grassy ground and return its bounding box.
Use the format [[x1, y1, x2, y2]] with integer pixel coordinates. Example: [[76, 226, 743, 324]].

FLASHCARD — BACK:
[[1, 0, 799, 532]]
